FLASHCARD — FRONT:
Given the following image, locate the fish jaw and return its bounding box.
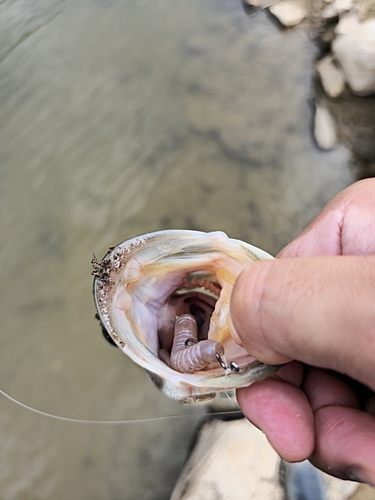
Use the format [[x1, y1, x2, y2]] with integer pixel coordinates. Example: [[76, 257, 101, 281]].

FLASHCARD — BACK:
[[93, 230, 278, 402]]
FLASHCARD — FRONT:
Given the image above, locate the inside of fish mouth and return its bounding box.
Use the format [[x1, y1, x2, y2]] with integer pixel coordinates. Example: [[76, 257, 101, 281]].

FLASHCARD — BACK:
[[157, 271, 221, 352]]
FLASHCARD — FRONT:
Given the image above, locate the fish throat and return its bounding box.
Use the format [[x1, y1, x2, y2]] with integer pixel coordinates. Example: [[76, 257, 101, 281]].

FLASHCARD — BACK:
[[156, 271, 237, 374]]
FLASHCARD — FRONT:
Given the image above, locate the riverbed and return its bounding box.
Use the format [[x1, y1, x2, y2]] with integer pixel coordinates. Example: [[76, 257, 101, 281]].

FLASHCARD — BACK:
[[0, 0, 354, 498]]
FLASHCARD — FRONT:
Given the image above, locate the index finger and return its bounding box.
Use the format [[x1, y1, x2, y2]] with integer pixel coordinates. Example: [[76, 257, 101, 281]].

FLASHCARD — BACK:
[[279, 178, 375, 259]]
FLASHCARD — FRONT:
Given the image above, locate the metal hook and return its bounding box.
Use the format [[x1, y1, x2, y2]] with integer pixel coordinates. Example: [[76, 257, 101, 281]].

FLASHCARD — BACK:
[[215, 353, 240, 372], [229, 361, 240, 373], [215, 353, 228, 370], [184, 338, 198, 347]]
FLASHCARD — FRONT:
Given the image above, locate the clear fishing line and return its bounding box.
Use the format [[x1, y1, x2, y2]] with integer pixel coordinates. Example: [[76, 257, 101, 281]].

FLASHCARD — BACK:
[[0, 388, 242, 424]]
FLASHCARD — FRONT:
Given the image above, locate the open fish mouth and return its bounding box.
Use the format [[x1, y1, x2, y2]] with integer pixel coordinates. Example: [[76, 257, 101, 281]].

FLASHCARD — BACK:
[[93, 230, 281, 403]]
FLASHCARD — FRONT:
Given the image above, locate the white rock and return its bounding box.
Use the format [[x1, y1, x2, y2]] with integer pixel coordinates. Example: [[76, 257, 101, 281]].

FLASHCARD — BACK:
[[171, 419, 283, 500], [333, 0, 353, 14], [244, 0, 273, 7], [322, 4, 339, 19], [269, 0, 307, 27], [243, 0, 263, 6], [333, 16, 375, 96], [314, 104, 337, 150], [335, 9, 359, 35], [316, 55, 346, 98], [171, 419, 359, 500]]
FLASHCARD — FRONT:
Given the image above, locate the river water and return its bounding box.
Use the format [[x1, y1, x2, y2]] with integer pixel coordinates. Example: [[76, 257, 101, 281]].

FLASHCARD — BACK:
[[0, 0, 354, 498]]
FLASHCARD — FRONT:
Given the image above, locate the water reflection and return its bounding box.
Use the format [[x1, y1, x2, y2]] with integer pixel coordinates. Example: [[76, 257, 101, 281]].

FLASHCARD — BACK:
[[0, 0, 352, 497]]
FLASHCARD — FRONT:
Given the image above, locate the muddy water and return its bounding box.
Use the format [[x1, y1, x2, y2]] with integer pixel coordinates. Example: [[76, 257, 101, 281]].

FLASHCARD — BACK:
[[0, 0, 354, 498]]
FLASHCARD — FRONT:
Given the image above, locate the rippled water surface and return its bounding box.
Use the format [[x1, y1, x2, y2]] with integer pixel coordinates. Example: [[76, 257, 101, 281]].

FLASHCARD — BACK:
[[0, 0, 353, 498]]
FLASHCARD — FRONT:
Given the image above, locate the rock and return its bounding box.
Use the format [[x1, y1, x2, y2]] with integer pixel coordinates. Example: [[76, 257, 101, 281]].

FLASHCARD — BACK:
[[322, 4, 339, 19], [170, 419, 283, 500], [357, 1, 375, 22], [314, 103, 337, 150], [333, 0, 353, 14], [243, 0, 264, 6], [170, 419, 360, 500], [269, 0, 307, 27], [316, 55, 346, 98], [322, 0, 353, 19], [333, 16, 375, 96], [335, 9, 359, 35]]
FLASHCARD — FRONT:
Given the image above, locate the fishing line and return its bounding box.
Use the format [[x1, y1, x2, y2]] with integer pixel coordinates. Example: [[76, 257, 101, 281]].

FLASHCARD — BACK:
[[0, 388, 242, 424]]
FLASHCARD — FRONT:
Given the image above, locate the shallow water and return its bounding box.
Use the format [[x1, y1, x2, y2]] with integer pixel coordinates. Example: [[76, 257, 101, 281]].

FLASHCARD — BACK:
[[0, 0, 353, 498]]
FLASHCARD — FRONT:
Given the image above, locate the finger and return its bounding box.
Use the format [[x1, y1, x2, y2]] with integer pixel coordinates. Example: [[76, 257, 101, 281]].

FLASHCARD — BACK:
[[302, 368, 360, 410], [237, 379, 314, 462], [302, 369, 375, 484], [230, 255, 375, 391], [278, 178, 375, 258], [275, 361, 304, 387], [311, 406, 375, 485], [304, 368, 375, 414]]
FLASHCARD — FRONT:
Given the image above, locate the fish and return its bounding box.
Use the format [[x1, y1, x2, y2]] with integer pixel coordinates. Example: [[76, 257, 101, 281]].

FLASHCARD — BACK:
[[92, 230, 281, 403]]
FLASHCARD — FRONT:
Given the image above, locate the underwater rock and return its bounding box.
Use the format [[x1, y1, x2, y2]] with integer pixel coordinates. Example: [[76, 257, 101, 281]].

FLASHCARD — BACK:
[[316, 55, 346, 98], [314, 103, 337, 150], [269, 0, 307, 27], [333, 15, 375, 96]]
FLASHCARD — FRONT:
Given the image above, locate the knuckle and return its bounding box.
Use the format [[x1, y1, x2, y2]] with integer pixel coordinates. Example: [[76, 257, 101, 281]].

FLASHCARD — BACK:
[[233, 259, 275, 353]]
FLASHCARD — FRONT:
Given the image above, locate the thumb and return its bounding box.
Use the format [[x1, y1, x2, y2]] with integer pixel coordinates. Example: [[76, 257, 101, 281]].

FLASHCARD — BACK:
[[230, 256, 375, 391]]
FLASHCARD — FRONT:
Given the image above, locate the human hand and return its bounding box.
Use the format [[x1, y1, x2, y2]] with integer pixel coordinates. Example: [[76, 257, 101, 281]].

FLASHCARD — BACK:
[[231, 179, 375, 484]]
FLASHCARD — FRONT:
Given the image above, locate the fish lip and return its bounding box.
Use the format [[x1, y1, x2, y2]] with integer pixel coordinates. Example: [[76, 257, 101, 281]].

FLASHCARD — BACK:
[[92, 229, 217, 299], [145, 362, 284, 402], [190, 361, 284, 388]]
